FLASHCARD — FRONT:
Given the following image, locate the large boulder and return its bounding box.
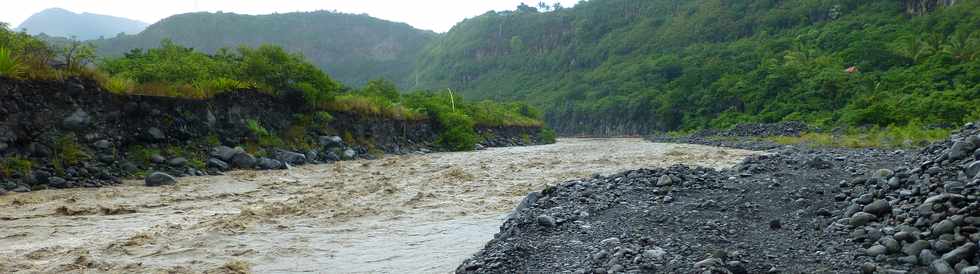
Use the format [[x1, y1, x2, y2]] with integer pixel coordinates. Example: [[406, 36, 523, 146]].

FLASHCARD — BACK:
[[93, 140, 112, 150], [275, 150, 307, 165], [948, 141, 976, 161], [304, 150, 318, 163], [146, 127, 166, 141], [207, 158, 230, 171], [965, 160, 980, 179], [342, 149, 357, 160], [167, 157, 188, 167], [319, 136, 344, 148], [211, 146, 243, 162], [62, 109, 92, 130], [231, 152, 257, 169], [256, 158, 284, 170], [862, 200, 892, 216], [323, 150, 341, 162], [145, 172, 177, 187]]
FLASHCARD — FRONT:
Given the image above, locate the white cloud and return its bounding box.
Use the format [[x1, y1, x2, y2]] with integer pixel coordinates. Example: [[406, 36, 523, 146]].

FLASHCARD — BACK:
[[1, 0, 584, 32]]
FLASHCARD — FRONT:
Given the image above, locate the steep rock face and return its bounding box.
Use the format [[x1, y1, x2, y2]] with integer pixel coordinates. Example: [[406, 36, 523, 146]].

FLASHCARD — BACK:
[[905, 0, 959, 15], [0, 78, 546, 191]]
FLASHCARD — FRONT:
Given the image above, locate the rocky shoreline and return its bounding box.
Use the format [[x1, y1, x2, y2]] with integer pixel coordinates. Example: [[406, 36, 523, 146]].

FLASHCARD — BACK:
[[459, 122, 980, 273], [646, 122, 809, 151], [0, 78, 548, 193]]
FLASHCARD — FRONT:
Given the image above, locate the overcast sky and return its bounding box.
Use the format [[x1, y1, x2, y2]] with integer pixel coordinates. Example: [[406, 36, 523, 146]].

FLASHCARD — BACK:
[[1, 0, 583, 33]]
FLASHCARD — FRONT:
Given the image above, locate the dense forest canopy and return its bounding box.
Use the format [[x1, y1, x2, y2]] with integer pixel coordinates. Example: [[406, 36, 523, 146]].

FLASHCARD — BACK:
[[90, 11, 437, 89], [414, 0, 980, 135]]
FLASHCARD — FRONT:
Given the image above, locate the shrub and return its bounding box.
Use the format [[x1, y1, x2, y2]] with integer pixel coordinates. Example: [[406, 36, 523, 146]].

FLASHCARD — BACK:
[[246, 119, 270, 137], [193, 77, 250, 97], [435, 112, 478, 151], [1, 156, 33, 177], [314, 111, 334, 123], [51, 133, 89, 175], [540, 128, 557, 144], [128, 145, 161, 165], [0, 47, 24, 79], [103, 75, 136, 94], [245, 119, 283, 147]]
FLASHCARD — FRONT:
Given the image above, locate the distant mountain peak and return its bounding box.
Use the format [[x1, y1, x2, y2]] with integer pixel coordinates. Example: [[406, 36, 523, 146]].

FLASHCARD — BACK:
[[17, 8, 149, 40]]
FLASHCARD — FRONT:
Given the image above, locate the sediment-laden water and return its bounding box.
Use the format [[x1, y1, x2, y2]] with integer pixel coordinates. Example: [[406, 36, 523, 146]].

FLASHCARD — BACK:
[[0, 138, 758, 274]]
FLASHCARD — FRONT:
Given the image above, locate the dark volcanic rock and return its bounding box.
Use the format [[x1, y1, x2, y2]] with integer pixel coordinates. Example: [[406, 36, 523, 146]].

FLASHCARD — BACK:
[[230, 153, 257, 169], [456, 122, 980, 273], [207, 158, 230, 171], [62, 109, 92, 130], [274, 150, 306, 165], [145, 172, 176, 187], [256, 157, 284, 170], [455, 145, 901, 273], [646, 122, 809, 150]]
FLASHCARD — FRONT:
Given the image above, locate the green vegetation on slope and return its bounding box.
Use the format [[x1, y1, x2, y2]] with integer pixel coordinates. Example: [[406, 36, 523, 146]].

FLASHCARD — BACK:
[[98, 39, 340, 101], [91, 11, 436, 89], [415, 0, 980, 135], [1, 27, 548, 151]]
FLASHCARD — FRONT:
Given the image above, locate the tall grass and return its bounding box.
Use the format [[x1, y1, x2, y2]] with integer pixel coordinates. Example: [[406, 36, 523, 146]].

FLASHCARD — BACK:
[[325, 94, 425, 120], [467, 101, 543, 127], [768, 123, 949, 149], [0, 47, 24, 79]]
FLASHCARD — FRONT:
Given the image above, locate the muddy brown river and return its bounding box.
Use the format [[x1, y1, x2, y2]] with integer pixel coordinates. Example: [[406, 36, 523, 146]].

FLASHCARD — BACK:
[[0, 138, 758, 274]]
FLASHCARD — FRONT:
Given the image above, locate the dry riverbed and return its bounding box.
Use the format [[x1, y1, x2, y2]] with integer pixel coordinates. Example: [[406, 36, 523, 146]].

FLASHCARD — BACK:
[[0, 138, 758, 274]]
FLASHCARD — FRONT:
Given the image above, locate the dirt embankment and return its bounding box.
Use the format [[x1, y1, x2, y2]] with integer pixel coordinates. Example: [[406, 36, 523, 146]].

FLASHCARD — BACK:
[[0, 138, 756, 273]]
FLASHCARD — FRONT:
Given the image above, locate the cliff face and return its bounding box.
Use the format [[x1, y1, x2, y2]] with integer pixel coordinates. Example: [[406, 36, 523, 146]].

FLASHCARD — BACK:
[[905, 0, 959, 15], [0, 78, 546, 192]]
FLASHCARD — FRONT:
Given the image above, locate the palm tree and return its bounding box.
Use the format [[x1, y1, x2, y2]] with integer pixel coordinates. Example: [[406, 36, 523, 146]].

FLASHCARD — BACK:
[[900, 36, 930, 63], [943, 31, 978, 61]]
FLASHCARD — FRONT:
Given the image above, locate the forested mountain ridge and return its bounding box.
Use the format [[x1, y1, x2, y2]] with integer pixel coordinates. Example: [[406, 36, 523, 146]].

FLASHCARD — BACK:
[[92, 11, 437, 88], [414, 0, 980, 135], [17, 8, 148, 40]]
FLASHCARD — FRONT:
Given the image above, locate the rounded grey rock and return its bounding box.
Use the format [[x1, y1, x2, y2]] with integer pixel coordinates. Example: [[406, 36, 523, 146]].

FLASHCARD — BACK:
[[850, 212, 877, 226], [167, 157, 188, 167], [145, 172, 177, 187], [863, 199, 892, 216], [536, 215, 556, 227], [866, 245, 888, 256], [231, 153, 257, 169], [932, 220, 957, 235]]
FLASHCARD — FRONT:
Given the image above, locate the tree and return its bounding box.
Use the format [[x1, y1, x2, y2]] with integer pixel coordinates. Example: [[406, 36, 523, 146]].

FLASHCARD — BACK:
[[510, 36, 526, 53], [60, 37, 96, 72], [362, 78, 400, 101], [552, 2, 564, 11], [517, 3, 539, 13], [900, 36, 930, 63], [943, 31, 978, 61]]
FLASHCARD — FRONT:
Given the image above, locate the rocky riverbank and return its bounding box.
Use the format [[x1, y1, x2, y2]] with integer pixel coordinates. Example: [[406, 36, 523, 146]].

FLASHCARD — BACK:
[[459, 122, 980, 273], [0, 78, 548, 194], [647, 122, 809, 151]]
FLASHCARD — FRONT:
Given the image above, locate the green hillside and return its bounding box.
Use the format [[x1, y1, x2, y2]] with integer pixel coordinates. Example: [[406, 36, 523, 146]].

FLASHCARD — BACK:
[[414, 0, 980, 135], [92, 11, 437, 88]]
